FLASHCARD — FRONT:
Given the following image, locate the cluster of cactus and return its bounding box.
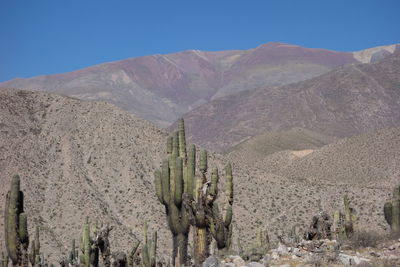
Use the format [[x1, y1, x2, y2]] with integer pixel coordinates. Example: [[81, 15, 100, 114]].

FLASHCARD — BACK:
[[154, 119, 234, 266], [304, 211, 332, 240], [4, 174, 30, 267], [79, 217, 99, 267], [3, 175, 52, 267], [384, 185, 400, 233], [331, 195, 356, 239], [240, 227, 269, 262]]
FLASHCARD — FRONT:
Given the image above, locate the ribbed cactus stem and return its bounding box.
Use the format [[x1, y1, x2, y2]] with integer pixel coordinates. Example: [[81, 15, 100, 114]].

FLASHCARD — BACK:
[[154, 170, 163, 204], [343, 195, 354, 237], [172, 131, 179, 158], [187, 144, 196, 198], [174, 158, 183, 206], [142, 223, 157, 267], [178, 119, 187, 160], [34, 226, 40, 256], [167, 136, 173, 155], [224, 164, 233, 227], [199, 150, 207, 174], [18, 213, 28, 245], [209, 168, 219, 197]]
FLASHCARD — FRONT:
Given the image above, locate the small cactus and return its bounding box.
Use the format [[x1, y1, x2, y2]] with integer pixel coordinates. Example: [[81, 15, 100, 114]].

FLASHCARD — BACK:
[[29, 226, 41, 266], [209, 164, 234, 252], [384, 185, 400, 232], [4, 174, 30, 266], [141, 223, 157, 267]]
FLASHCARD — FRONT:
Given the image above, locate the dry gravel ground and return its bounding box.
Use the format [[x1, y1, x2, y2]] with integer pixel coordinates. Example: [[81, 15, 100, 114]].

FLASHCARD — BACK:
[[0, 88, 399, 264]]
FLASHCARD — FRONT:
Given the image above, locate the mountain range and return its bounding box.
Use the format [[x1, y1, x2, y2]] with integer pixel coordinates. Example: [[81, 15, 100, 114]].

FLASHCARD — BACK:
[[180, 49, 400, 151], [1, 43, 397, 128]]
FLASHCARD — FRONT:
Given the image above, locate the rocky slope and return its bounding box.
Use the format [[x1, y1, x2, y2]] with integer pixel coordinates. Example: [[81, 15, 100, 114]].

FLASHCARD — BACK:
[[181, 51, 400, 152], [3, 43, 395, 128], [0, 88, 398, 265]]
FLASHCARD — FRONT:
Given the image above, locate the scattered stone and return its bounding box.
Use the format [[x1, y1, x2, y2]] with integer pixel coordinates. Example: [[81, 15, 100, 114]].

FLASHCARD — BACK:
[[369, 251, 380, 257], [271, 251, 279, 260], [203, 256, 220, 267], [246, 262, 264, 267], [338, 253, 370, 266], [261, 254, 271, 266], [231, 256, 245, 267]]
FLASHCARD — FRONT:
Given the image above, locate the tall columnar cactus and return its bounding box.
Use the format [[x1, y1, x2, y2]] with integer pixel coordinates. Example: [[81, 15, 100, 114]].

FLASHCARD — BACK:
[[4, 174, 30, 267], [384, 185, 400, 232], [154, 121, 191, 265], [155, 119, 234, 266], [141, 223, 157, 267], [29, 226, 40, 266]]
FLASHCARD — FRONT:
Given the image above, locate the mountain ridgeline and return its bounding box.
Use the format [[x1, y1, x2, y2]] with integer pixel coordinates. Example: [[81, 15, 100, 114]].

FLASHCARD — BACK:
[[1, 43, 397, 128]]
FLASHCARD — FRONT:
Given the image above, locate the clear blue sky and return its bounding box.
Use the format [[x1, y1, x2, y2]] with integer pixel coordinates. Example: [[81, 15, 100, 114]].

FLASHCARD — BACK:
[[0, 0, 399, 82]]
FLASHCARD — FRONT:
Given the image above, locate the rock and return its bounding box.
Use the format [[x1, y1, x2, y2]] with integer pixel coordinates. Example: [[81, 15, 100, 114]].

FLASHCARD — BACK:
[[271, 251, 279, 260], [221, 263, 235, 267], [276, 243, 288, 255], [203, 256, 220, 267], [369, 251, 380, 257], [261, 254, 271, 266], [338, 253, 370, 266], [278, 264, 291, 267], [246, 262, 264, 267], [231, 256, 245, 267]]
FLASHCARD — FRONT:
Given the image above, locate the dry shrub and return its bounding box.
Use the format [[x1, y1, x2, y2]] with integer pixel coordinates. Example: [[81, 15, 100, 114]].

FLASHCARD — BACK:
[[346, 231, 386, 249]]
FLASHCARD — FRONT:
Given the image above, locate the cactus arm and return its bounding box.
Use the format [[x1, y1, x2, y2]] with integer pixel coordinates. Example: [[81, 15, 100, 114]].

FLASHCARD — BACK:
[[199, 150, 207, 174], [161, 159, 170, 204], [178, 119, 187, 160], [186, 144, 196, 198], [18, 213, 29, 246], [154, 170, 163, 204]]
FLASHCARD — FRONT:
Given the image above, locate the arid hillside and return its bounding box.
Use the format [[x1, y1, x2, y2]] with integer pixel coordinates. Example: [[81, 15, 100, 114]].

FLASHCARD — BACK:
[[226, 127, 335, 159], [3, 42, 390, 128], [181, 51, 400, 152], [0, 88, 398, 265]]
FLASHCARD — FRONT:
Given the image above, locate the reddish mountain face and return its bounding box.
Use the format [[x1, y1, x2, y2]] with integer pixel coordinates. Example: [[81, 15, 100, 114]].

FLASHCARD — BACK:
[[179, 51, 400, 152], [0, 42, 361, 127]]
